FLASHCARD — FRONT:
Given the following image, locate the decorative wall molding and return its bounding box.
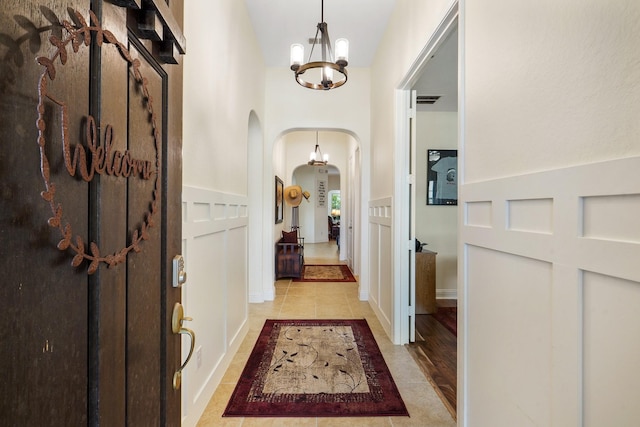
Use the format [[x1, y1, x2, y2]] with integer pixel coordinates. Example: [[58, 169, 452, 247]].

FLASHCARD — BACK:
[[181, 185, 249, 427], [461, 156, 640, 425], [369, 197, 393, 226], [462, 156, 640, 282], [368, 197, 393, 337], [183, 186, 248, 239]]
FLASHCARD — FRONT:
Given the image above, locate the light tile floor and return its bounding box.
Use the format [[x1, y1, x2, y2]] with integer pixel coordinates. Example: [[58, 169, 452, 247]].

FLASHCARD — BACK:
[[197, 242, 456, 426]]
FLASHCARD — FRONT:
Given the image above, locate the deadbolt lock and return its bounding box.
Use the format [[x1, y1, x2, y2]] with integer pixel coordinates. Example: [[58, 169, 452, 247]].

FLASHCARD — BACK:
[[172, 255, 187, 287]]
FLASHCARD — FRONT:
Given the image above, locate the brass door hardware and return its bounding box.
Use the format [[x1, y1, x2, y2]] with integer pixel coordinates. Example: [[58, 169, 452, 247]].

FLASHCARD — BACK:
[[171, 302, 195, 390]]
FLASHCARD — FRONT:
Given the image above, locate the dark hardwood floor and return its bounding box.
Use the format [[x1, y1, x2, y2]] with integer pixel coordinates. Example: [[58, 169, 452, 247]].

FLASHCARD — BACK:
[[406, 300, 457, 419]]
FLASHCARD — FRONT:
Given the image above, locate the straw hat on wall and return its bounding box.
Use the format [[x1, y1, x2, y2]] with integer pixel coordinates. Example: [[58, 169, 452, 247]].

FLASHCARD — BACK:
[[284, 185, 303, 207]]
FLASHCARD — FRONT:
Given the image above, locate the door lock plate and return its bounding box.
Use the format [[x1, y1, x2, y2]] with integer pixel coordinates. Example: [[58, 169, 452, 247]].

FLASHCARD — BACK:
[[171, 302, 195, 390]]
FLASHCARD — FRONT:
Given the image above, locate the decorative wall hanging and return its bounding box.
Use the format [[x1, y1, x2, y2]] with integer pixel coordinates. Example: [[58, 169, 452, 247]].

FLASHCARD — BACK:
[[316, 178, 327, 208], [275, 176, 284, 224], [427, 149, 457, 205], [36, 10, 160, 274]]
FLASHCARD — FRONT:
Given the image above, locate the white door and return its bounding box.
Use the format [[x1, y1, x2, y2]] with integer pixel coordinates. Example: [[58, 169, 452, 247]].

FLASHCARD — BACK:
[[408, 90, 418, 342]]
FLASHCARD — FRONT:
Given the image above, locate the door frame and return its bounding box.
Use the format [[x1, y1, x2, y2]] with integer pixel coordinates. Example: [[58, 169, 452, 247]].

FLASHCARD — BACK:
[[393, 1, 459, 344]]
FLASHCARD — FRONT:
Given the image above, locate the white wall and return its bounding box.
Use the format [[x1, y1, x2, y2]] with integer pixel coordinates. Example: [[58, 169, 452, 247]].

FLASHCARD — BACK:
[[183, 2, 265, 193], [461, 0, 640, 425], [264, 68, 371, 145], [181, 1, 265, 425], [464, 0, 640, 183], [290, 165, 316, 240], [416, 111, 458, 296], [272, 133, 287, 272], [290, 166, 330, 244]]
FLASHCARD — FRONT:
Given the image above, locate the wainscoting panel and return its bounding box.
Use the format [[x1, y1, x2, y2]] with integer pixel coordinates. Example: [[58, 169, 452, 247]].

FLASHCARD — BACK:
[[181, 186, 249, 426], [582, 193, 640, 243], [465, 200, 492, 228], [507, 198, 553, 234], [369, 197, 393, 336], [189, 232, 227, 366], [226, 226, 248, 344], [467, 246, 553, 426], [368, 222, 380, 308], [378, 224, 393, 323], [582, 271, 640, 426], [461, 156, 640, 426]]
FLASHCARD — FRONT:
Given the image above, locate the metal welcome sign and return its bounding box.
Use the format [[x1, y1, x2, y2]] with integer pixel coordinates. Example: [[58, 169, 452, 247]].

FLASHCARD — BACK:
[[36, 10, 159, 274]]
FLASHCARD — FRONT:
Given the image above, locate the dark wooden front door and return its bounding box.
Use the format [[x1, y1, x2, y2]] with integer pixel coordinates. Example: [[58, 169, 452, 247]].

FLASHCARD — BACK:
[[0, 1, 184, 425]]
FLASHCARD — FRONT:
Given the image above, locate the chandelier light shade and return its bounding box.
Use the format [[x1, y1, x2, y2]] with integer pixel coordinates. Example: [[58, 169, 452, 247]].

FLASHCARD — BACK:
[[290, 44, 304, 68], [335, 38, 349, 62], [309, 132, 329, 166], [290, 0, 348, 90]]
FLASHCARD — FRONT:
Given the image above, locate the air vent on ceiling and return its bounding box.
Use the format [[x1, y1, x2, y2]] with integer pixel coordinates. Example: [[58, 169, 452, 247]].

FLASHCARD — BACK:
[[416, 95, 441, 104]]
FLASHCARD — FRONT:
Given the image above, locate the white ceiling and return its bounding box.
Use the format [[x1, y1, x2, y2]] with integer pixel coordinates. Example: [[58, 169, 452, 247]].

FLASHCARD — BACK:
[[243, 0, 457, 112], [244, 0, 396, 67]]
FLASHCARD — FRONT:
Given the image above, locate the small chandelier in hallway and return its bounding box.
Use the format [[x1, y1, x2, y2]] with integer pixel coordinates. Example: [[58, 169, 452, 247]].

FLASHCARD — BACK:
[[290, 0, 348, 90], [308, 132, 329, 166]]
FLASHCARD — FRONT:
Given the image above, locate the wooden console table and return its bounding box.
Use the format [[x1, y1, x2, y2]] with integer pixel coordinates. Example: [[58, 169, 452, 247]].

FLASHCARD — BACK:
[[415, 250, 437, 314]]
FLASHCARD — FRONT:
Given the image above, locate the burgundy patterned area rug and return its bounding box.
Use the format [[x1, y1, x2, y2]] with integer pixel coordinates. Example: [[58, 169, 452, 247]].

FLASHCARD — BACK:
[[293, 264, 356, 282], [223, 319, 409, 418]]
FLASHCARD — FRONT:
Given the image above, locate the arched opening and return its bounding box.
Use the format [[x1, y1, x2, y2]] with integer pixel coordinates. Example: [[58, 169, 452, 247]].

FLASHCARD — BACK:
[[273, 129, 358, 268]]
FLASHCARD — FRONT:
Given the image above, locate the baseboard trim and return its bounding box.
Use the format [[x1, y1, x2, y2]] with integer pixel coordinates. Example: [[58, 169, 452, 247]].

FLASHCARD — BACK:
[[436, 289, 458, 300], [181, 320, 249, 427]]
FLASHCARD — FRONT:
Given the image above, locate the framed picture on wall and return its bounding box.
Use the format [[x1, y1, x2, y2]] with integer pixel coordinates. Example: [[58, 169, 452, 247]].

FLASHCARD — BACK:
[[275, 176, 284, 224], [427, 149, 457, 205]]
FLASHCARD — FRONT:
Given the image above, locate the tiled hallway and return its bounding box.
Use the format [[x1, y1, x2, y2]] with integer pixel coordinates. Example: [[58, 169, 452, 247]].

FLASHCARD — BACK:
[[197, 242, 455, 426]]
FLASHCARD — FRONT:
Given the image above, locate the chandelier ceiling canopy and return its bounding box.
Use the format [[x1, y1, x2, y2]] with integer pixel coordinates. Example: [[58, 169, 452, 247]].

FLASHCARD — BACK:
[[290, 0, 348, 90]]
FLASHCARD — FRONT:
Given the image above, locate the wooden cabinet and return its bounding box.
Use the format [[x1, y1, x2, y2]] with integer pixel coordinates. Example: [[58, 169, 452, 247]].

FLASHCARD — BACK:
[[415, 250, 437, 314]]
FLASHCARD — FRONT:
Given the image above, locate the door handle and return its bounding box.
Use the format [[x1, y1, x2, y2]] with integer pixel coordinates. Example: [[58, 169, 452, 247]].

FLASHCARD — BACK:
[[171, 302, 195, 390]]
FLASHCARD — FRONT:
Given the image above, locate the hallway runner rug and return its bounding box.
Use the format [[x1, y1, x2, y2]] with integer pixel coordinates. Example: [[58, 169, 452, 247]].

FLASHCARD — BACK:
[[223, 319, 409, 418], [293, 264, 356, 282]]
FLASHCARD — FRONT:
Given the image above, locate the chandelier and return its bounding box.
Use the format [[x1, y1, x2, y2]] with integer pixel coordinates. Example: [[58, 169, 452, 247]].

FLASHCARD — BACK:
[[290, 0, 349, 90], [308, 132, 329, 166]]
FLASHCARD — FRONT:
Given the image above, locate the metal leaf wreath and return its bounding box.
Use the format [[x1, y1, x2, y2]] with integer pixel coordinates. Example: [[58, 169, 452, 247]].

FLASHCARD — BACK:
[[35, 9, 160, 275]]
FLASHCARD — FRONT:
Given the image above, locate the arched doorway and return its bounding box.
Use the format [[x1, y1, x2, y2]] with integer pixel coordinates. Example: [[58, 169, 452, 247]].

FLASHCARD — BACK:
[[274, 130, 357, 266]]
